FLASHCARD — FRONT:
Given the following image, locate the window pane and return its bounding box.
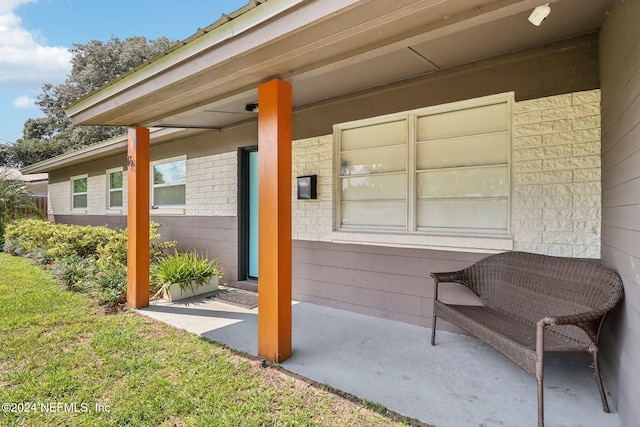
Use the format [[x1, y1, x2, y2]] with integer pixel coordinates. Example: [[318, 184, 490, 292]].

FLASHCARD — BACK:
[[417, 166, 508, 199], [417, 103, 508, 141], [153, 160, 186, 185], [417, 133, 508, 169], [341, 174, 406, 201], [341, 120, 406, 151], [73, 178, 87, 193], [342, 200, 406, 228], [110, 190, 123, 208], [154, 185, 186, 206], [417, 199, 508, 230], [109, 171, 123, 189], [341, 145, 406, 176], [73, 194, 87, 209]]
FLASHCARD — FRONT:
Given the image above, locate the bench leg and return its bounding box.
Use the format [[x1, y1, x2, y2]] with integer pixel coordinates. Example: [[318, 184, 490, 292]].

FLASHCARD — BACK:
[[536, 323, 545, 427], [593, 351, 610, 413], [430, 316, 437, 345], [536, 371, 544, 427]]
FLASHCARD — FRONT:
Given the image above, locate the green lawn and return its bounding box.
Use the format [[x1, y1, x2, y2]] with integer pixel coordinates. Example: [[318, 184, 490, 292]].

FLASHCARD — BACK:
[[0, 253, 406, 426]]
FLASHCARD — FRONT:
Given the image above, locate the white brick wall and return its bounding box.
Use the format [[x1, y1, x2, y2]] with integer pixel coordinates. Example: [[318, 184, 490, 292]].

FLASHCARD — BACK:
[[512, 89, 601, 258], [185, 152, 237, 216], [291, 135, 334, 241], [49, 181, 70, 216], [291, 90, 602, 258], [87, 175, 106, 215], [122, 171, 128, 212]]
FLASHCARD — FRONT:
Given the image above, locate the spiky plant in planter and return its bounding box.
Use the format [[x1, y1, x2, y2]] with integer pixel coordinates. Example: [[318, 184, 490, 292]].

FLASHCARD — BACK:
[[151, 251, 223, 301]]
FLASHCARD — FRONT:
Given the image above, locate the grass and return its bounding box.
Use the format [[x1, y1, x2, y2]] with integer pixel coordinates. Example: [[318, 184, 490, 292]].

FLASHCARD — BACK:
[[0, 253, 412, 426]]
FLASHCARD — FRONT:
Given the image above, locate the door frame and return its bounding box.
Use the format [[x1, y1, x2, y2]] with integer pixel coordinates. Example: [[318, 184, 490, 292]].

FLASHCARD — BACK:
[[238, 145, 258, 282]]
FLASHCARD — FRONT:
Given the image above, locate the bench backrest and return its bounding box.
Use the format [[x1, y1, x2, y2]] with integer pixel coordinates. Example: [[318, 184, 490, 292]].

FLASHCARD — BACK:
[[463, 252, 624, 325]]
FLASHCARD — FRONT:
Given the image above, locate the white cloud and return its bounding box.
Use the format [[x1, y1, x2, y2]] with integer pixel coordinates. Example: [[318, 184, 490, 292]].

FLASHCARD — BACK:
[[0, 0, 72, 92], [12, 95, 35, 109]]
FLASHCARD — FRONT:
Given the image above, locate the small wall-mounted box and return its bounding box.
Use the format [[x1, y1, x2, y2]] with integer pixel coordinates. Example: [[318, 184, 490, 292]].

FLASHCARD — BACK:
[[297, 175, 317, 200]]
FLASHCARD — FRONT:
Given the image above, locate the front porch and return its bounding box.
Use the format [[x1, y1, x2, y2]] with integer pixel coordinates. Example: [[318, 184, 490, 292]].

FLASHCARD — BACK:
[[140, 295, 621, 427]]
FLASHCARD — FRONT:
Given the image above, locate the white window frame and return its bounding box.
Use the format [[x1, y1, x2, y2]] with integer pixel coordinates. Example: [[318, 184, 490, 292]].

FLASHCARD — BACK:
[[333, 93, 514, 250], [106, 167, 124, 211], [150, 155, 186, 214], [70, 174, 88, 212]]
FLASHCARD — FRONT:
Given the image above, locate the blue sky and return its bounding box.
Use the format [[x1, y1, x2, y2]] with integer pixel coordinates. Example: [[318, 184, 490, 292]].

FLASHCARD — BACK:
[[0, 0, 247, 145]]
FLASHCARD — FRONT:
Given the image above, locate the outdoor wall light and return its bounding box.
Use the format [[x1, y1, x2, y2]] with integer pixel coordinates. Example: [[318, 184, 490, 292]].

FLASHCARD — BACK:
[[245, 102, 259, 113], [528, 4, 551, 26]]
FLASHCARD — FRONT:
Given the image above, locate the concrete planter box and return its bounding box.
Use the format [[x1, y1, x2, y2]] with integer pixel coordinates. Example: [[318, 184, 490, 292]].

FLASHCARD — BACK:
[[163, 277, 219, 302]]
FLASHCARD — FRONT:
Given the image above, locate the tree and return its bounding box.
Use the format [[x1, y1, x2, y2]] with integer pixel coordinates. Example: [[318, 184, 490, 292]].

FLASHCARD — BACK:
[[2, 36, 175, 168]]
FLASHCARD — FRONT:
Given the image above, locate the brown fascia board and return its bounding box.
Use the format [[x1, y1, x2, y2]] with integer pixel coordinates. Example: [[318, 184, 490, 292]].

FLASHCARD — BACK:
[[64, 0, 263, 114], [20, 128, 187, 174], [63, 0, 318, 126], [20, 136, 129, 174]]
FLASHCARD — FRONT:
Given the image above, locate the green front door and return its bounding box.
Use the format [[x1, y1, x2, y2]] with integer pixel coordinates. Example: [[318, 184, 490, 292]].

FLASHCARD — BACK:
[[248, 150, 259, 278]]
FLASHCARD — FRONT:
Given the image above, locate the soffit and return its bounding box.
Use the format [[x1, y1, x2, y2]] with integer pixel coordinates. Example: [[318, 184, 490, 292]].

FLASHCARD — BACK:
[[66, 0, 614, 131]]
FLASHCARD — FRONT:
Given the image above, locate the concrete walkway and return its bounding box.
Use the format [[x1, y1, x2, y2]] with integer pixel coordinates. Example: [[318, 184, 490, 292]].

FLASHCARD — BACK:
[[139, 295, 622, 427]]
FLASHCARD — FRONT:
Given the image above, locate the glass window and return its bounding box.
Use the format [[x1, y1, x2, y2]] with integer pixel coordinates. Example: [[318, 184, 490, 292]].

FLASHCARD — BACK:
[[71, 175, 88, 210], [107, 169, 123, 209], [152, 158, 186, 207], [339, 119, 407, 230], [336, 94, 512, 235]]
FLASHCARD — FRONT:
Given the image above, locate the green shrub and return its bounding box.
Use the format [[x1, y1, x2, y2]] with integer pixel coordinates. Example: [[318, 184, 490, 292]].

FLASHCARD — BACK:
[[151, 251, 223, 299], [50, 255, 96, 291], [4, 218, 177, 306], [92, 262, 128, 305], [96, 221, 176, 269], [3, 219, 176, 267], [0, 176, 44, 248], [3, 219, 57, 257]]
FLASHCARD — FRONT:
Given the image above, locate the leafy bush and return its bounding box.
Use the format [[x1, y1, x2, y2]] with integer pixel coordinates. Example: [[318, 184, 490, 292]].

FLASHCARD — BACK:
[[49, 255, 96, 291], [92, 262, 127, 305], [5, 218, 177, 306], [151, 251, 222, 299], [3, 219, 112, 261], [96, 221, 176, 269], [3, 218, 56, 258], [3, 219, 176, 267], [0, 176, 44, 248]]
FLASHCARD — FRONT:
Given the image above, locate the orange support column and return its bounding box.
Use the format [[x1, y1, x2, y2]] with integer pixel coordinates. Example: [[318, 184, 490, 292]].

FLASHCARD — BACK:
[[257, 78, 292, 362], [126, 126, 150, 309]]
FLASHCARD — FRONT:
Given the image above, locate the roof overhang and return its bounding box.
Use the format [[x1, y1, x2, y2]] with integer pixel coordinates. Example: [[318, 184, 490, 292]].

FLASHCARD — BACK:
[[61, 0, 612, 146]]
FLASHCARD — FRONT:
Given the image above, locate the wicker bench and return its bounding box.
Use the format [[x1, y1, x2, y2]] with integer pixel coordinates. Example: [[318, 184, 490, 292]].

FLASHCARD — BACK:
[[430, 251, 624, 427]]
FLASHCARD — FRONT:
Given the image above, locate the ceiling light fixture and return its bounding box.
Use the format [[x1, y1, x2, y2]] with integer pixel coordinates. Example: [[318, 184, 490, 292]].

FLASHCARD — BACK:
[[245, 102, 259, 113], [528, 3, 551, 26]]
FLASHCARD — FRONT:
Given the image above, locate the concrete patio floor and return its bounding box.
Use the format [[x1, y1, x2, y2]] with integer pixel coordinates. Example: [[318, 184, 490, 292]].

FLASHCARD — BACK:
[[139, 294, 622, 427]]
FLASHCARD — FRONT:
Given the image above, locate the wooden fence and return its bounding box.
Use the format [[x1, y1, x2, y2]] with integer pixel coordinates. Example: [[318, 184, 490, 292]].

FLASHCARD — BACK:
[[14, 195, 48, 218]]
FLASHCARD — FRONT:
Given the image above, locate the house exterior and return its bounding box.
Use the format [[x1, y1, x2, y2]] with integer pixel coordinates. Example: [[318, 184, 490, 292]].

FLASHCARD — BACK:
[[22, 1, 640, 424]]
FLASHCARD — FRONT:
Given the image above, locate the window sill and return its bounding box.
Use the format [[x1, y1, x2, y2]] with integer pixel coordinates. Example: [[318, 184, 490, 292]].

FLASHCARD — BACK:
[[331, 231, 513, 253], [150, 208, 185, 216], [106, 209, 122, 215]]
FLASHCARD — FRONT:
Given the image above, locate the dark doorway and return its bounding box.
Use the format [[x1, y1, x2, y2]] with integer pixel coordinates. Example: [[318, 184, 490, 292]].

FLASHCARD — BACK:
[[238, 146, 259, 281]]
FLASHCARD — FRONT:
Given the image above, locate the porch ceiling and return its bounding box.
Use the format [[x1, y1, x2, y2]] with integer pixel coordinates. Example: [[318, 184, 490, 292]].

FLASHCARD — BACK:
[[66, 0, 613, 131]]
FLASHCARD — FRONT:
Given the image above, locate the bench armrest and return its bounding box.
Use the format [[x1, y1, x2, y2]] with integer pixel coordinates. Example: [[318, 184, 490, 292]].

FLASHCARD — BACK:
[[430, 270, 470, 300], [430, 270, 467, 284], [537, 308, 611, 347], [541, 310, 607, 327]]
